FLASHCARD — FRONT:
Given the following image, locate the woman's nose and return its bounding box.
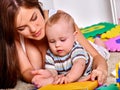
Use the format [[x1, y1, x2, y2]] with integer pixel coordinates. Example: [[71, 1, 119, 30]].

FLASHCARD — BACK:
[[29, 24, 36, 33]]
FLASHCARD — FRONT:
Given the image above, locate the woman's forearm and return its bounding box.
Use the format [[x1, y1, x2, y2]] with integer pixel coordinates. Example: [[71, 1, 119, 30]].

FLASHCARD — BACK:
[[75, 24, 108, 84], [75, 24, 108, 71], [22, 68, 34, 83], [92, 54, 108, 71]]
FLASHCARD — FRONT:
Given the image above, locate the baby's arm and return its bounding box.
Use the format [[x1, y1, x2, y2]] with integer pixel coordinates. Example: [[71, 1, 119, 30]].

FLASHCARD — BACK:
[[65, 59, 86, 83]]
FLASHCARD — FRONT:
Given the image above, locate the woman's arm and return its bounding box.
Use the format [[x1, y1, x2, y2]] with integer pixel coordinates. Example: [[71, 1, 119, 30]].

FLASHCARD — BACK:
[[15, 39, 43, 83], [75, 24, 108, 84], [15, 40, 34, 82]]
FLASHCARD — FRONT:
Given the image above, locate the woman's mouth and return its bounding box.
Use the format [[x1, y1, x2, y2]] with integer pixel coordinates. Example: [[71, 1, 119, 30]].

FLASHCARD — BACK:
[[33, 30, 41, 37]]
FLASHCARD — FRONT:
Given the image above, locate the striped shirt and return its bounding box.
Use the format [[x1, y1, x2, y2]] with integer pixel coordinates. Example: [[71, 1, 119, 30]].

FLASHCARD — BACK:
[[45, 41, 93, 76]]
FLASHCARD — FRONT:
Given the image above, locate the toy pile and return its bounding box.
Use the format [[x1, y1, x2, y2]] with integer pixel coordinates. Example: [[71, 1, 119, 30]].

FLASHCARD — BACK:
[[81, 22, 120, 52]]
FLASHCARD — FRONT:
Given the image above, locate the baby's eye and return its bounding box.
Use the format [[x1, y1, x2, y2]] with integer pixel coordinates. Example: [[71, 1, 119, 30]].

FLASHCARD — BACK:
[[60, 38, 66, 42], [49, 40, 55, 43]]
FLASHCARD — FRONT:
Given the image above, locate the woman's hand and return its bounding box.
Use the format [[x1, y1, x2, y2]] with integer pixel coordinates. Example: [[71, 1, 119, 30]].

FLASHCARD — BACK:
[[32, 75, 54, 88], [31, 69, 52, 78], [78, 68, 107, 85], [31, 69, 54, 88], [90, 68, 108, 85]]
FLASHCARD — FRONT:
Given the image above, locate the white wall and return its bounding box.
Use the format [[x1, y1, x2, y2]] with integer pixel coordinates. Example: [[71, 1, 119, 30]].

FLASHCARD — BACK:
[[110, 0, 120, 24], [40, 0, 113, 27], [40, 0, 54, 9]]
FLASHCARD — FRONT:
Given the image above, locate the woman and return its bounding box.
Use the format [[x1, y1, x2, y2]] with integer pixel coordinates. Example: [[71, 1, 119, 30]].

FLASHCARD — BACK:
[[0, 0, 108, 88]]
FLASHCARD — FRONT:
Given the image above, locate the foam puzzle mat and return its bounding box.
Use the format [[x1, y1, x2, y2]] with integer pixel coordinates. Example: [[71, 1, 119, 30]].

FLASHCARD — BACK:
[[81, 22, 120, 52]]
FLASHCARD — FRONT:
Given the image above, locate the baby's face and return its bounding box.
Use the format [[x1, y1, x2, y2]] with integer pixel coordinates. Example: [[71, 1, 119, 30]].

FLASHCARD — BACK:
[[46, 20, 75, 56]]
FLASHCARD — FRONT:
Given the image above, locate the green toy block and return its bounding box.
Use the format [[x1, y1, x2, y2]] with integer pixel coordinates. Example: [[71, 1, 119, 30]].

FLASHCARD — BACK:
[[81, 22, 116, 38], [96, 84, 119, 90]]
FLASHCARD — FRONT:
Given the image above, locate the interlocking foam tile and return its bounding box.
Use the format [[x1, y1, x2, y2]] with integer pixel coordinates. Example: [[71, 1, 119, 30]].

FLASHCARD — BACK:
[[96, 84, 119, 90], [101, 25, 120, 39], [38, 81, 98, 90], [87, 37, 95, 42], [81, 22, 116, 38], [105, 35, 120, 51]]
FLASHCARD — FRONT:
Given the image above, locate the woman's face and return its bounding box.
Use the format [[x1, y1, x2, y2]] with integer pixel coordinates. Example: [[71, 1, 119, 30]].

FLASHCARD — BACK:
[[15, 7, 45, 40]]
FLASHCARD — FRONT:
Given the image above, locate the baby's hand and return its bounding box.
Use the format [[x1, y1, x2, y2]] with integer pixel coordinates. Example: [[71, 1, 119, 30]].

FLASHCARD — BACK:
[[53, 74, 65, 84], [62, 76, 70, 84], [53, 75, 72, 84]]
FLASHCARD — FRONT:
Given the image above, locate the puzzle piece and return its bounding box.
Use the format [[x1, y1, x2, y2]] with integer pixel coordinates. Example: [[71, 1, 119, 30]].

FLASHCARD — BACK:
[[101, 25, 120, 39], [81, 22, 116, 38], [96, 84, 119, 90], [38, 81, 98, 90], [105, 35, 120, 51]]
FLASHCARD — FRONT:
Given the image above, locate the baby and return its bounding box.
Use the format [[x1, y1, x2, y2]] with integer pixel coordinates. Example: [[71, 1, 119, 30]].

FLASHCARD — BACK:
[[45, 12, 93, 84]]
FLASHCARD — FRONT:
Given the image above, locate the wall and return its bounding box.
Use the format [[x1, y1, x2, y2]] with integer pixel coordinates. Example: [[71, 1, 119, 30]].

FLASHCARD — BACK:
[[114, 0, 120, 24], [40, 0, 54, 9], [40, 0, 113, 27]]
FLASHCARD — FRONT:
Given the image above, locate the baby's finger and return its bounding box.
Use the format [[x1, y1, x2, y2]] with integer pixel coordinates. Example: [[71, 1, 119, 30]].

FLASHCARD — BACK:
[[53, 78, 61, 84], [78, 75, 91, 82], [59, 77, 65, 84]]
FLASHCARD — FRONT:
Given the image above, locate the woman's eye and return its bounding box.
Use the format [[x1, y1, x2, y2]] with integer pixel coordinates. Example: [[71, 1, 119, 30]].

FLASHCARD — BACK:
[[17, 26, 25, 31], [32, 15, 37, 21]]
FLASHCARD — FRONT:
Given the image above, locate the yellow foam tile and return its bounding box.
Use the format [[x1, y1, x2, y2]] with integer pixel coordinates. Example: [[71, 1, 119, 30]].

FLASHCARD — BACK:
[[38, 80, 98, 90]]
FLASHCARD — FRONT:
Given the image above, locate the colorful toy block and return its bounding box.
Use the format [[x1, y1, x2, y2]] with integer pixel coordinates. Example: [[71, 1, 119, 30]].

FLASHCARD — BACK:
[[38, 80, 98, 90], [104, 35, 120, 51], [101, 25, 120, 39], [81, 22, 116, 38], [95, 84, 119, 90], [116, 62, 120, 88]]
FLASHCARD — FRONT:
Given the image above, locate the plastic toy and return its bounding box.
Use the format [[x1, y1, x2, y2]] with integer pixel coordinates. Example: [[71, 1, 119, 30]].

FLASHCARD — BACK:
[[95, 84, 119, 90], [116, 62, 120, 88], [38, 80, 98, 90], [104, 35, 120, 51], [81, 22, 116, 38]]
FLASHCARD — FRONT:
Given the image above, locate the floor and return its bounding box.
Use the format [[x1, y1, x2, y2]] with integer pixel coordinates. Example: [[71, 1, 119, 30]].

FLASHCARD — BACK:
[[105, 52, 120, 85], [13, 52, 120, 90]]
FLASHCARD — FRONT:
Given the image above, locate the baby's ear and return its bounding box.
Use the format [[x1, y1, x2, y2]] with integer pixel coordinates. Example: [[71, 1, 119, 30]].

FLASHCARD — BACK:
[[73, 31, 78, 41], [73, 31, 78, 36]]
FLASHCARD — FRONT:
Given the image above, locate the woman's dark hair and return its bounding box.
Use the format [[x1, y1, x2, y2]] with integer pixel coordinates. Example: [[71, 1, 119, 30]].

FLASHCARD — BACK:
[[0, 0, 44, 88]]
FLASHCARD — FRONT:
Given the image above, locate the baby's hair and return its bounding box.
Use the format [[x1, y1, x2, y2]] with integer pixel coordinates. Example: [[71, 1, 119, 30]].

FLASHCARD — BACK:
[[45, 12, 75, 32]]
